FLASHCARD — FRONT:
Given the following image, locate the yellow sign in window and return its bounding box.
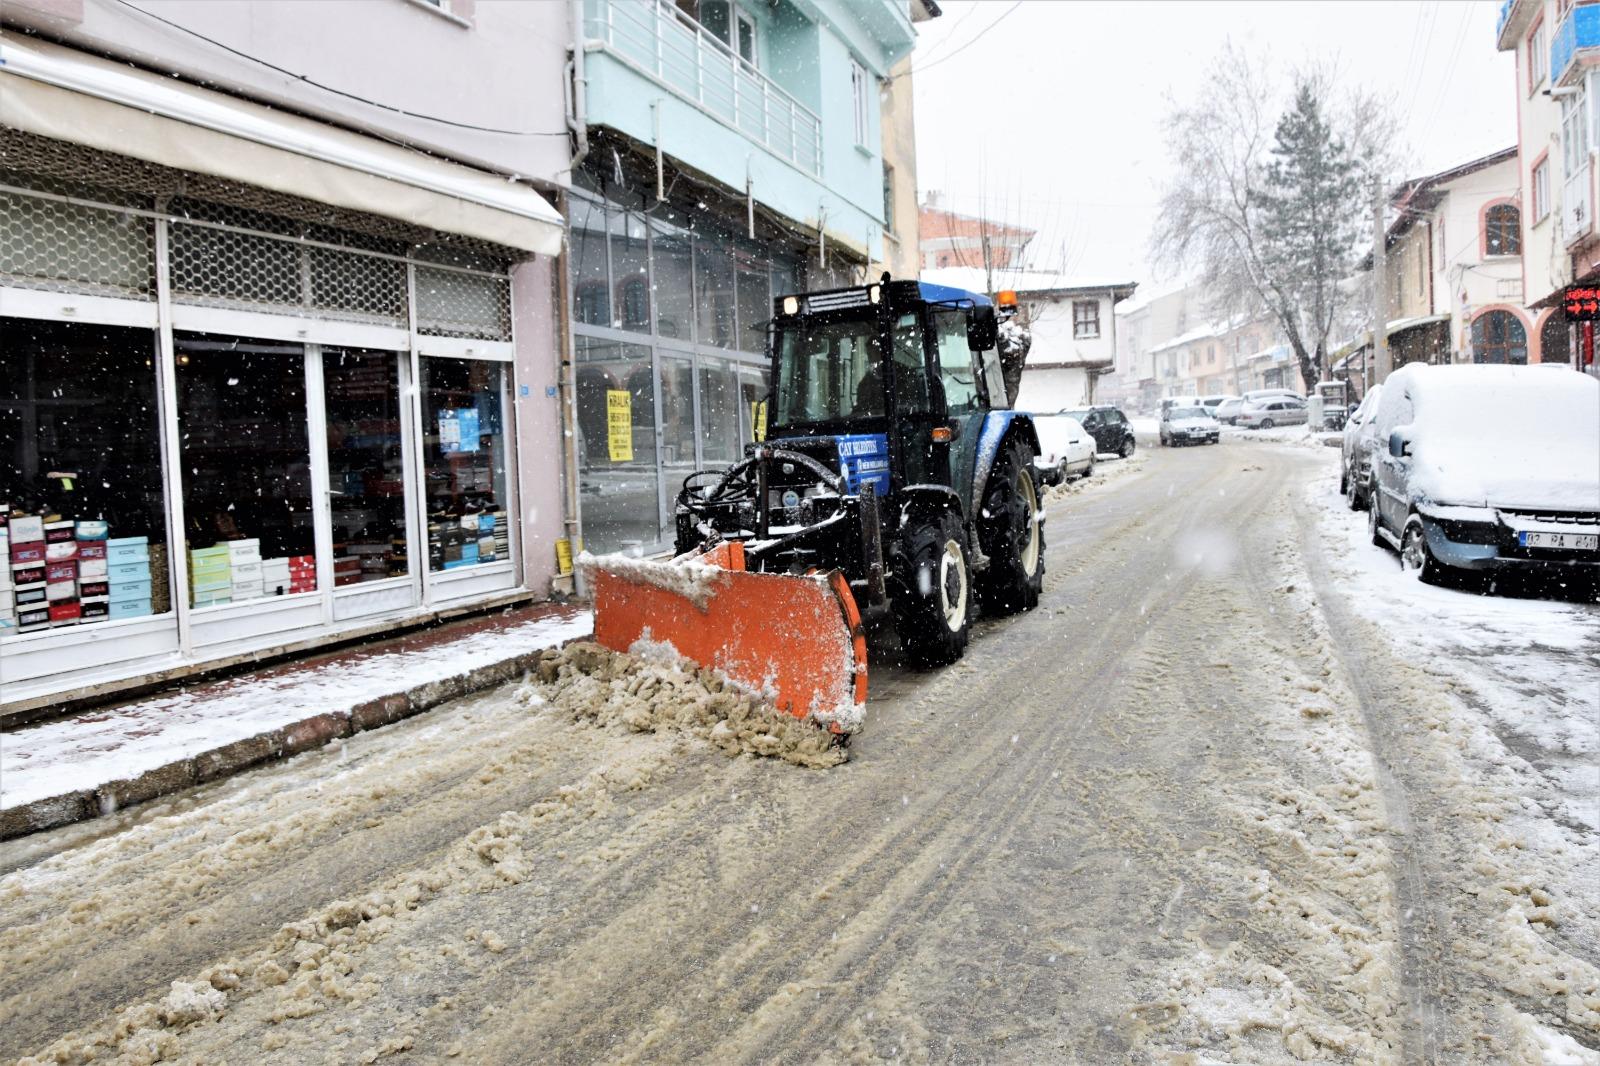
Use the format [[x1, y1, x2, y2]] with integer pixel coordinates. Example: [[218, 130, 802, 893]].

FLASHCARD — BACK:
[[606, 390, 633, 462], [750, 399, 768, 442]]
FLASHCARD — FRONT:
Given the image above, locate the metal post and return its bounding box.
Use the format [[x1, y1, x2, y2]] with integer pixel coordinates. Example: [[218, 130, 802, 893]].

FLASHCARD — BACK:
[[151, 212, 193, 655], [1373, 175, 1391, 382]]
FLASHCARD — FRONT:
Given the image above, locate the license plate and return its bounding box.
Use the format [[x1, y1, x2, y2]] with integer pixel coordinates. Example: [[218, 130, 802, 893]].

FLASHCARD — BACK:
[[1518, 530, 1599, 550]]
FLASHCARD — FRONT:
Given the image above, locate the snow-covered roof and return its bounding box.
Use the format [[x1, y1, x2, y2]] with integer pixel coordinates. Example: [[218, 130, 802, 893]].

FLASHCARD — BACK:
[[921, 266, 1137, 299], [1148, 321, 1227, 353]]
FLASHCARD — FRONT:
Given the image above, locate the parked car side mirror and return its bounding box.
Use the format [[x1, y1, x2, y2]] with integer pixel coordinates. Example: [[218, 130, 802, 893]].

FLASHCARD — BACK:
[[1388, 430, 1412, 458]]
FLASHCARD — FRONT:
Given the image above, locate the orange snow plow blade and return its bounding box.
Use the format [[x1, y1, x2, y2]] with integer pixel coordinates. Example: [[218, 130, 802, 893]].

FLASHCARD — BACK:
[[587, 542, 868, 734]]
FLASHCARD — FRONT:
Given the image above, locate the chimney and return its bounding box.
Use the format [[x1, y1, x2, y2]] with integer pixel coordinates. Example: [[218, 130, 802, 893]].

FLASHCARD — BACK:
[[924, 189, 941, 208]]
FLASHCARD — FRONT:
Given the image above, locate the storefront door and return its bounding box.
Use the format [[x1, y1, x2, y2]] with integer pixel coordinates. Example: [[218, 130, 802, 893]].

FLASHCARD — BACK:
[[321, 348, 420, 622]]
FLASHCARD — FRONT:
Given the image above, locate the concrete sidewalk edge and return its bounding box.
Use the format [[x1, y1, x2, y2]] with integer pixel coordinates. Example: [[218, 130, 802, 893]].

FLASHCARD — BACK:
[[0, 633, 591, 842]]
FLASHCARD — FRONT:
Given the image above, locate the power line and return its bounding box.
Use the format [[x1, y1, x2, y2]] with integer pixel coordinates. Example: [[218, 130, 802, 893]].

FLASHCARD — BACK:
[[114, 0, 569, 137], [893, 1, 1023, 80]]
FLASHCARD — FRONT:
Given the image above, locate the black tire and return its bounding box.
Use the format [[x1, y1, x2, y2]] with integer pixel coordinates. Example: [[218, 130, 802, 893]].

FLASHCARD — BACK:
[[1400, 515, 1450, 586], [893, 510, 972, 668], [1339, 467, 1349, 496], [1082, 454, 1096, 479], [977, 439, 1045, 615], [1120, 435, 1136, 458], [1344, 467, 1366, 511], [1260, 419, 1275, 429], [1368, 485, 1386, 548]]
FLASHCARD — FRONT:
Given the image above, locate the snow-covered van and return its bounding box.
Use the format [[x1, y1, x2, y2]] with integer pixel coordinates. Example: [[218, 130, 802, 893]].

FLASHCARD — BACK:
[[1366, 364, 1600, 583]]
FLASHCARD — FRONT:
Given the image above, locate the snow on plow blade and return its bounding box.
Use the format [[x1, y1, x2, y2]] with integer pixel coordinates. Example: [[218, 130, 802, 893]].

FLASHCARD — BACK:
[[587, 542, 868, 734]]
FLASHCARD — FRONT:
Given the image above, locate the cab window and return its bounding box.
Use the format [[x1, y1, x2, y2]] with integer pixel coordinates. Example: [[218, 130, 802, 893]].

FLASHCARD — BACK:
[[890, 313, 932, 415], [933, 310, 979, 414]]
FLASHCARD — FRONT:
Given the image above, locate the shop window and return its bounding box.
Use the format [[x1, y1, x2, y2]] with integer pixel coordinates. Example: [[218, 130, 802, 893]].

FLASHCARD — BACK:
[[420, 357, 508, 571], [575, 337, 660, 554], [323, 349, 409, 586], [1, 320, 169, 634], [651, 217, 695, 340], [660, 353, 697, 484], [699, 355, 743, 466], [176, 334, 317, 607], [610, 209, 651, 334], [1471, 310, 1528, 364], [1540, 313, 1569, 365], [695, 237, 737, 349], [571, 197, 611, 328], [735, 252, 771, 353]]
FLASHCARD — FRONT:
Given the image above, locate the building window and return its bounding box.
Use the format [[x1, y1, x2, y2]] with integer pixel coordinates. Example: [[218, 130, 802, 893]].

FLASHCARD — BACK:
[[1533, 157, 1551, 221], [1470, 310, 1528, 364], [420, 357, 508, 571], [736, 10, 757, 68], [882, 164, 896, 234], [1484, 203, 1521, 256], [851, 60, 870, 147], [1529, 20, 1547, 93], [1072, 300, 1101, 339], [1561, 93, 1587, 179]]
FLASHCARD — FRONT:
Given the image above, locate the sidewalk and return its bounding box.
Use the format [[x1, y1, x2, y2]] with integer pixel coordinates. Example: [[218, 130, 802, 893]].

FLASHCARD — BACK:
[[0, 602, 593, 840]]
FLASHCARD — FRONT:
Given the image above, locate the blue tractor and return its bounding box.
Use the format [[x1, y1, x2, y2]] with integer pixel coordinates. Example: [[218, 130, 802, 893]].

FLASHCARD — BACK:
[[672, 275, 1045, 668]]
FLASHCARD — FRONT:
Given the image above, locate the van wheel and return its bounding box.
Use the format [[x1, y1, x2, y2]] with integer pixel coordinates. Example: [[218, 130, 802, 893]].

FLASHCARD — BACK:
[[977, 439, 1045, 616], [1345, 470, 1365, 511], [894, 510, 971, 668], [1368, 487, 1386, 547]]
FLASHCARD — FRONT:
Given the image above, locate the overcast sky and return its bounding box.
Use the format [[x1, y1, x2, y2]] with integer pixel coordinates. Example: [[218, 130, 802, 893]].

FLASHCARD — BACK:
[[911, 1, 1516, 292]]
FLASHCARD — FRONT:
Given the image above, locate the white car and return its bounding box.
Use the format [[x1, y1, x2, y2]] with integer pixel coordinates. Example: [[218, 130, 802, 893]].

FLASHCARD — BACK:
[[1213, 397, 1245, 424], [1236, 397, 1308, 429], [1032, 411, 1097, 485], [1366, 364, 1599, 585], [1159, 404, 1221, 446]]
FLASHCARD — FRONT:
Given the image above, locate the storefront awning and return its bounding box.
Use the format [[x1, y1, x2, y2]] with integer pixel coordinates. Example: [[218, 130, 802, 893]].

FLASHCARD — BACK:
[[0, 36, 564, 257]]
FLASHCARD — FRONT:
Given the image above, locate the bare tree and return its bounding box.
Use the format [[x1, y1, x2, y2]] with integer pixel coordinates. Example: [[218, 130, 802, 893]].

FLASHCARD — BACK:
[[1152, 44, 1401, 389]]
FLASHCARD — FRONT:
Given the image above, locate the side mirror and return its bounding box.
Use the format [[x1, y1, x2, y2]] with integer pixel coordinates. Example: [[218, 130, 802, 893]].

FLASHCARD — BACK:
[[967, 305, 998, 351], [1387, 430, 1411, 458]]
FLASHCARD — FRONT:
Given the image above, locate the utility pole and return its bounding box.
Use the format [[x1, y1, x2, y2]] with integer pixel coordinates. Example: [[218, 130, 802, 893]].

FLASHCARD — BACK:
[[1372, 175, 1390, 386]]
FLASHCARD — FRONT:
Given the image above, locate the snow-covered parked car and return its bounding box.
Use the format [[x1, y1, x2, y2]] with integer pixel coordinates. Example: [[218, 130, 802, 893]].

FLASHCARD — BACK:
[[1339, 383, 1383, 510], [1213, 397, 1245, 424], [1366, 364, 1600, 585], [1159, 404, 1221, 446], [1031, 410, 1096, 485], [1236, 397, 1308, 429]]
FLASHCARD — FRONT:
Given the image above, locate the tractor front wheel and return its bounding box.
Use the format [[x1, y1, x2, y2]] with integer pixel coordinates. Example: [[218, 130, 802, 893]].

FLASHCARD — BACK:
[[978, 439, 1045, 615], [894, 510, 972, 668]]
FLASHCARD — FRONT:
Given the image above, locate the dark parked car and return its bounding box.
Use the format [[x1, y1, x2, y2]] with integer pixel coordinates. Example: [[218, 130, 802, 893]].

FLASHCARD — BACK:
[[1063, 405, 1137, 458]]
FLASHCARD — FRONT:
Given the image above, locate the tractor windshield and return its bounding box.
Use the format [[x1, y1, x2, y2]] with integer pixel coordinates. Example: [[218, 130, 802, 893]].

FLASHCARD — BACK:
[[772, 312, 925, 428]]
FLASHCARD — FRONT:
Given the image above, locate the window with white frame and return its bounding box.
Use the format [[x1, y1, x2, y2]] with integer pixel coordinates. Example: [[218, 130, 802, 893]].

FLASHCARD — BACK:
[[1072, 300, 1100, 339], [1529, 21, 1547, 93], [1561, 92, 1587, 178], [1533, 157, 1551, 221], [735, 10, 757, 68], [851, 60, 870, 147]]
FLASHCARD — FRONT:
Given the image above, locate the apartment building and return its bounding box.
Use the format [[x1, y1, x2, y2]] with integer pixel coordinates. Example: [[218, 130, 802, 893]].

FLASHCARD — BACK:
[[569, 0, 923, 555], [918, 193, 1037, 274], [1371, 149, 1528, 368], [0, 0, 570, 711], [1114, 285, 1288, 408], [1496, 0, 1600, 370]]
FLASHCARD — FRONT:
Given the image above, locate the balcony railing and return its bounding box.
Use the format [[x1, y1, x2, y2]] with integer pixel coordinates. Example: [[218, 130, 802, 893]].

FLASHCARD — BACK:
[[586, 0, 823, 177], [1552, 3, 1600, 87]]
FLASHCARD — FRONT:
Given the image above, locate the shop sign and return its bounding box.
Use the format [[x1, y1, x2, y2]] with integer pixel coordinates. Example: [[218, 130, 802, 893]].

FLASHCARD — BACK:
[[606, 390, 633, 462], [1563, 286, 1600, 320]]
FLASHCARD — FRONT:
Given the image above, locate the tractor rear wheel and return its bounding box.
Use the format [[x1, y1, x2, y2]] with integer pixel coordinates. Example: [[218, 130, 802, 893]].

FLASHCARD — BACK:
[[978, 439, 1045, 615], [894, 510, 972, 668]]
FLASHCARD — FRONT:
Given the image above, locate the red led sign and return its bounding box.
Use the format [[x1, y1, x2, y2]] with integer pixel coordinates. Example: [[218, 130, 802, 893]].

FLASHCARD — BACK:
[[1563, 286, 1600, 320]]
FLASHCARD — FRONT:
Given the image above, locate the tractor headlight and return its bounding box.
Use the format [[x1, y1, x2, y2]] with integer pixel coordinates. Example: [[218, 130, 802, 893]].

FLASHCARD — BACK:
[[868, 284, 881, 305], [782, 296, 800, 315]]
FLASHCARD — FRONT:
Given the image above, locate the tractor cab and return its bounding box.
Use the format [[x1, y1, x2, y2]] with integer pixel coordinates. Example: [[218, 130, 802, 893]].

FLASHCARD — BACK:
[[762, 279, 1011, 519]]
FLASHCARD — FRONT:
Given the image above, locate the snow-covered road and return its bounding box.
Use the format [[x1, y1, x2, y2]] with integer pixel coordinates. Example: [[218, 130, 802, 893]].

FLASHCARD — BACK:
[[3, 441, 1596, 1065]]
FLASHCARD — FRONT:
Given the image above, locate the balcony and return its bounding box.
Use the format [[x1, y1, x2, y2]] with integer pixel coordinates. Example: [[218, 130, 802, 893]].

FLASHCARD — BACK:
[[1552, 3, 1600, 87], [1497, 0, 1538, 51], [585, 0, 822, 176]]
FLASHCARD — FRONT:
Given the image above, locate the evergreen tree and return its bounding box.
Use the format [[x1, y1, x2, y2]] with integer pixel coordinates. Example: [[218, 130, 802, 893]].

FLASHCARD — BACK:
[[1257, 82, 1365, 387]]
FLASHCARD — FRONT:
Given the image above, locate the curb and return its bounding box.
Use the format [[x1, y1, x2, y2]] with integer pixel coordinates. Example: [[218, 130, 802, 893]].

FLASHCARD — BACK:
[[0, 639, 587, 842]]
